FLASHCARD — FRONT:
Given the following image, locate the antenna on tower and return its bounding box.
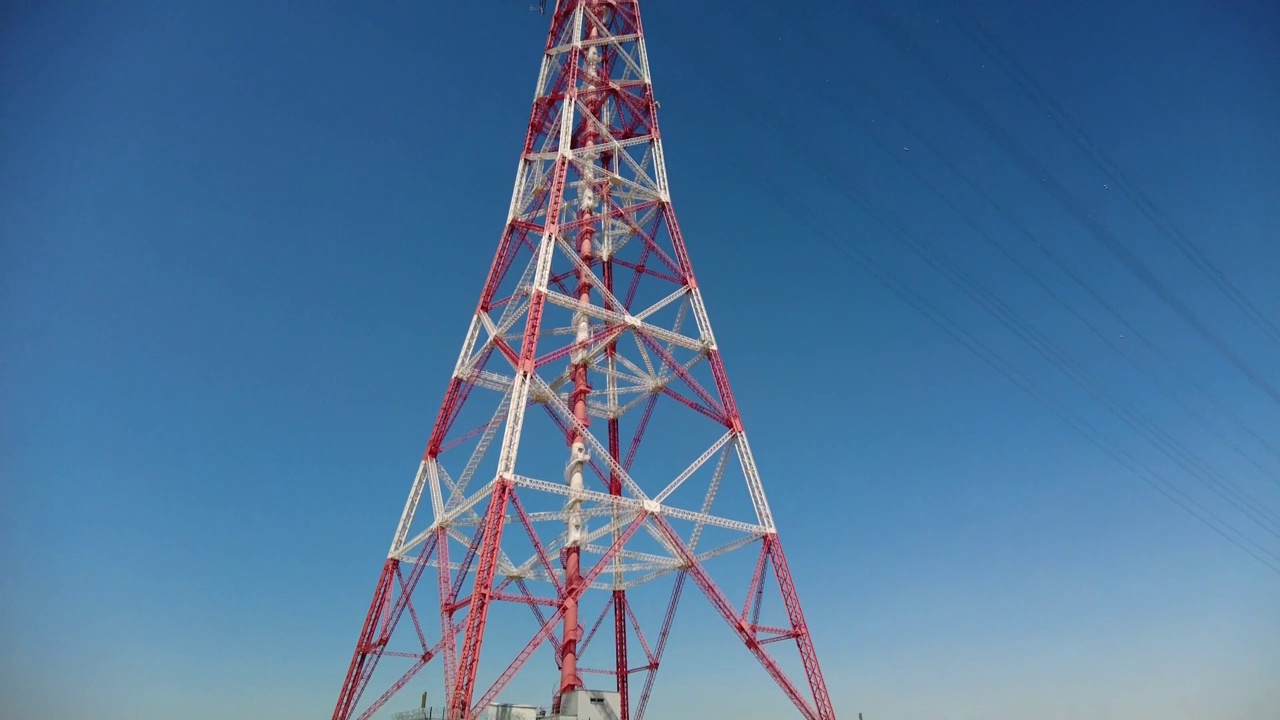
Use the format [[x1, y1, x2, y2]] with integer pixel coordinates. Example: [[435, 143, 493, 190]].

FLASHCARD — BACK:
[[529, 0, 546, 14]]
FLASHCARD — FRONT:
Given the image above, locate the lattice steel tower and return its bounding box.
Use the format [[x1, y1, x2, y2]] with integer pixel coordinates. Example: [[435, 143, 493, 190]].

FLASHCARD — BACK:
[[331, 3, 837, 719]]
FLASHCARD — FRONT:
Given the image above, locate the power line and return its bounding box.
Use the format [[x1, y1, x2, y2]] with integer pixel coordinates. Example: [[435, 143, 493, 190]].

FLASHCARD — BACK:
[[846, 0, 1280, 409], [702, 1, 1280, 530], [825, 4, 1280, 468], [738, 2, 1280, 476], [950, 3, 1280, 350]]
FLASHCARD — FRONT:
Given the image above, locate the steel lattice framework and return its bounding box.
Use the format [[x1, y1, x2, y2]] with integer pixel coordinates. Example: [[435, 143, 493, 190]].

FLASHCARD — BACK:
[[332, 3, 836, 720]]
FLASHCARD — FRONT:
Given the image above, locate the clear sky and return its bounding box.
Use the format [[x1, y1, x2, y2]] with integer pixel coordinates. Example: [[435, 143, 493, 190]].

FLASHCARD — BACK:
[[3, 1, 1279, 719]]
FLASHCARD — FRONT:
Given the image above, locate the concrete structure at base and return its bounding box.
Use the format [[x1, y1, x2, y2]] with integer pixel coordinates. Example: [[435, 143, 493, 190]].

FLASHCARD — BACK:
[[489, 690, 622, 720], [553, 689, 623, 720]]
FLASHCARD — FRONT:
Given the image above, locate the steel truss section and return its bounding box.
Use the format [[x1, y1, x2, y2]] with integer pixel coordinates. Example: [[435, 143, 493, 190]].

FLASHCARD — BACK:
[[332, 3, 836, 720]]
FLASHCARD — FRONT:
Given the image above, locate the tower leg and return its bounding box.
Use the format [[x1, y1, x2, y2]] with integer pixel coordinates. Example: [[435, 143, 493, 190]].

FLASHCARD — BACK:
[[451, 482, 515, 720], [614, 588, 629, 720], [332, 560, 397, 720]]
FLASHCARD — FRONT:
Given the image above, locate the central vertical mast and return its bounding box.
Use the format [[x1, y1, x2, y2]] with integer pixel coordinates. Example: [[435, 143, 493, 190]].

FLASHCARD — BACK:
[[560, 5, 607, 701]]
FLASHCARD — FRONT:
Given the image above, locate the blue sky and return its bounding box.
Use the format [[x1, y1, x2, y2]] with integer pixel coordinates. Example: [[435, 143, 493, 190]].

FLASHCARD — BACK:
[[3, 1, 1279, 718]]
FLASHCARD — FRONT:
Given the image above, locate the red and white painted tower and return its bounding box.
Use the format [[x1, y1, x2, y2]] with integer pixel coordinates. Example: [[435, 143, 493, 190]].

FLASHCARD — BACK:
[[332, 3, 837, 720]]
